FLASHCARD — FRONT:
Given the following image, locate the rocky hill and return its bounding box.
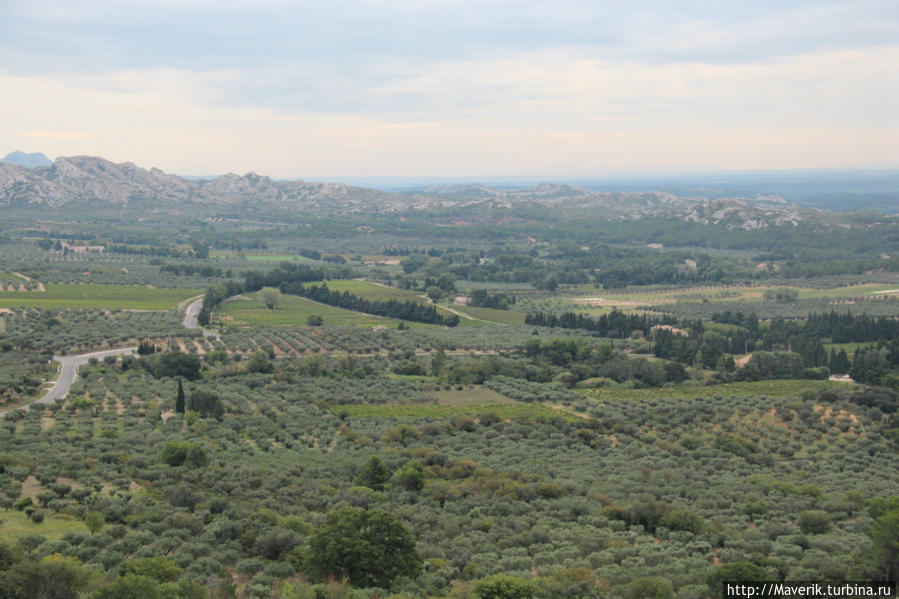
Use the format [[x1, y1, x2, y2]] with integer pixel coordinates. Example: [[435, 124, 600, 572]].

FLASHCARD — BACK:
[[0, 155, 409, 210], [0, 154, 851, 229]]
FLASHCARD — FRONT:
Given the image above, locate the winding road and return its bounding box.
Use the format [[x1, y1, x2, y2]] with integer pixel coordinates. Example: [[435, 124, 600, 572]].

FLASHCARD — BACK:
[[182, 297, 218, 338], [0, 347, 137, 417], [0, 296, 215, 417]]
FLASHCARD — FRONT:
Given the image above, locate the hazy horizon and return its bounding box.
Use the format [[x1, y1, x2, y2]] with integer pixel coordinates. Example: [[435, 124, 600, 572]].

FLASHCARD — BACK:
[[4, 148, 898, 180], [2, 0, 896, 177]]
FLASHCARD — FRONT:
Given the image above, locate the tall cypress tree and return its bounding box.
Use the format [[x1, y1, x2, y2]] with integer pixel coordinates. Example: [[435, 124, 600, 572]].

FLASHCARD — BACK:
[[175, 379, 185, 414]]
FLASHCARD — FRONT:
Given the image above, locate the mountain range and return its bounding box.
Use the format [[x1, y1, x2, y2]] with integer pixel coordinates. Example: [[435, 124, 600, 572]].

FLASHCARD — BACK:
[[0, 154, 872, 230]]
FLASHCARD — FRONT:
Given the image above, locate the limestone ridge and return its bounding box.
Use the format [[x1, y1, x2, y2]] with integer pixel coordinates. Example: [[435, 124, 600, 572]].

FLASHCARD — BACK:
[[0, 155, 393, 209], [0, 154, 838, 229]]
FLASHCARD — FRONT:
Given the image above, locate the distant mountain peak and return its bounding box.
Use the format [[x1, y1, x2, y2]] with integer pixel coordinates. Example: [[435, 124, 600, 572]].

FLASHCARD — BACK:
[[2, 151, 52, 168]]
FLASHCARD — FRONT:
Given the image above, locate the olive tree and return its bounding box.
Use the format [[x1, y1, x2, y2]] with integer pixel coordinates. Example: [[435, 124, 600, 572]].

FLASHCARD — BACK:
[[306, 507, 421, 588]]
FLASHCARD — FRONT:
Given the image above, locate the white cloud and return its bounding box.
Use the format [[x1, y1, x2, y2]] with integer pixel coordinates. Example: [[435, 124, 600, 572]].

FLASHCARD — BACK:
[[0, 1, 894, 175]]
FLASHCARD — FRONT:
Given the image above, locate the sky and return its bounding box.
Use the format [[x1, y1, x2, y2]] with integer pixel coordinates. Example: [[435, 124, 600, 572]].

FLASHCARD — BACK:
[[1, 0, 896, 178]]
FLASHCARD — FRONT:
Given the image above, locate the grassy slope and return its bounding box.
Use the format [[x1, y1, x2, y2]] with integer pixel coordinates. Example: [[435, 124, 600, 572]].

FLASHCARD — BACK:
[[217, 290, 405, 328], [0, 510, 90, 542]]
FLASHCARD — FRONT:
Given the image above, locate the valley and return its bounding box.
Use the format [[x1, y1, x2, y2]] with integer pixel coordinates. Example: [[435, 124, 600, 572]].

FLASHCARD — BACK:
[[0, 156, 896, 598]]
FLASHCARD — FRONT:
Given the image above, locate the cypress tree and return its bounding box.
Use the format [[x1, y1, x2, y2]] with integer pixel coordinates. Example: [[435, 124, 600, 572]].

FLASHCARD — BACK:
[[175, 379, 185, 414]]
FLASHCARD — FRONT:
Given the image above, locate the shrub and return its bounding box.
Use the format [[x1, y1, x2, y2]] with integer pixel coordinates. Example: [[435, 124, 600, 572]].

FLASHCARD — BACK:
[[798, 510, 831, 534], [158, 441, 208, 468], [474, 574, 536, 599], [627, 576, 674, 599]]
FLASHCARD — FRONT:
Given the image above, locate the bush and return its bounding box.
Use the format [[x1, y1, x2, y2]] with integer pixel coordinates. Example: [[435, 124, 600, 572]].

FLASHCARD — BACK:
[[474, 574, 536, 599], [798, 510, 831, 534], [393, 461, 425, 492], [707, 562, 768, 598], [246, 351, 274, 374], [627, 576, 674, 599], [187, 390, 224, 420], [255, 528, 302, 561], [158, 441, 209, 468]]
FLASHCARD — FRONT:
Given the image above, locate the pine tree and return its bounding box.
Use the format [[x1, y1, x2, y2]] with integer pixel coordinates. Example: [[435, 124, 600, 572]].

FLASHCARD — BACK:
[[356, 456, 391, 491], [175, 379, 185, 414]]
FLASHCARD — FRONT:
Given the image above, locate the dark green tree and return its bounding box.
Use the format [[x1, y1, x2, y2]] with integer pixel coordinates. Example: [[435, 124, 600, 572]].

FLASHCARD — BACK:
[[393, 460, 425, 492], [798, 510, 831, 534], [187, 390, 224, 420], [356, 455, 391, 491], [191, 240, 209, 259], [1, 554, 90, 599], [119, 556, 182, 582], [246, 350, 274, 374], [306, 507, 422, 588], [626, 576, 674, 599], [707, 562, 768, 598], [431, 343, 446, 377], [474, 574, 536, 599], [158, 441, 209, 468], [862, 497, 899, 580], [153, 351, 202, 380], [175, 379, 185, 414]]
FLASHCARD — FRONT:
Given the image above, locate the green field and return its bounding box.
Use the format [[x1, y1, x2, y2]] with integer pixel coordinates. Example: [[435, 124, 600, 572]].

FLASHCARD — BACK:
[[0, 509, 90, 543], [315, 280, 463, 321], [216, 290, 407, 328], [428, 386, 518, 405], [320, 281, 522, 326], [448, 304, 526, 325], [326, 280, 428, 302], [0, 283, 201, 309], [579, 379, 853, 402]]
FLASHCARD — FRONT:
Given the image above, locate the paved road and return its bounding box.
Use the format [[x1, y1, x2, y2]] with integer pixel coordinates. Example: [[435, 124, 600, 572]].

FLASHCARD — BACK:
[[1, 296, 214, 418], [183, 297, 218, 338], [0, 347, 137, 417], [183, 297, 203, 328]]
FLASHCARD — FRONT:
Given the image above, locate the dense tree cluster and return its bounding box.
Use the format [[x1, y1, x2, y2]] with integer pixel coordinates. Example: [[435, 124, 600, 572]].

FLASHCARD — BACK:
[[160, 264, 229, 278], [525, 310, 675, 338], [281, 282, 460, 326], [469, 290, 515, 310]]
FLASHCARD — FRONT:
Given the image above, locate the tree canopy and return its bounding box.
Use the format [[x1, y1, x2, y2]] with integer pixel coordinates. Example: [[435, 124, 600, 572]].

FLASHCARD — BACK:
[[306, 507, 422, 588]]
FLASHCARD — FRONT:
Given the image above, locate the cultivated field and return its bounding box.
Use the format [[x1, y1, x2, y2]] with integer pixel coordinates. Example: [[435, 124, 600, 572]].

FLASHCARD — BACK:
[[215, 290, 404, 328], [0, 283, 201, 310]]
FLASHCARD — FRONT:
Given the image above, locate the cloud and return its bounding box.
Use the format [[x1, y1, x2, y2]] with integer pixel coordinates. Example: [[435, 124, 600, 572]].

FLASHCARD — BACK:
[[0, 1, 894, 174], [25, 130, 87, 139], [0, 0, 893, 76]]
